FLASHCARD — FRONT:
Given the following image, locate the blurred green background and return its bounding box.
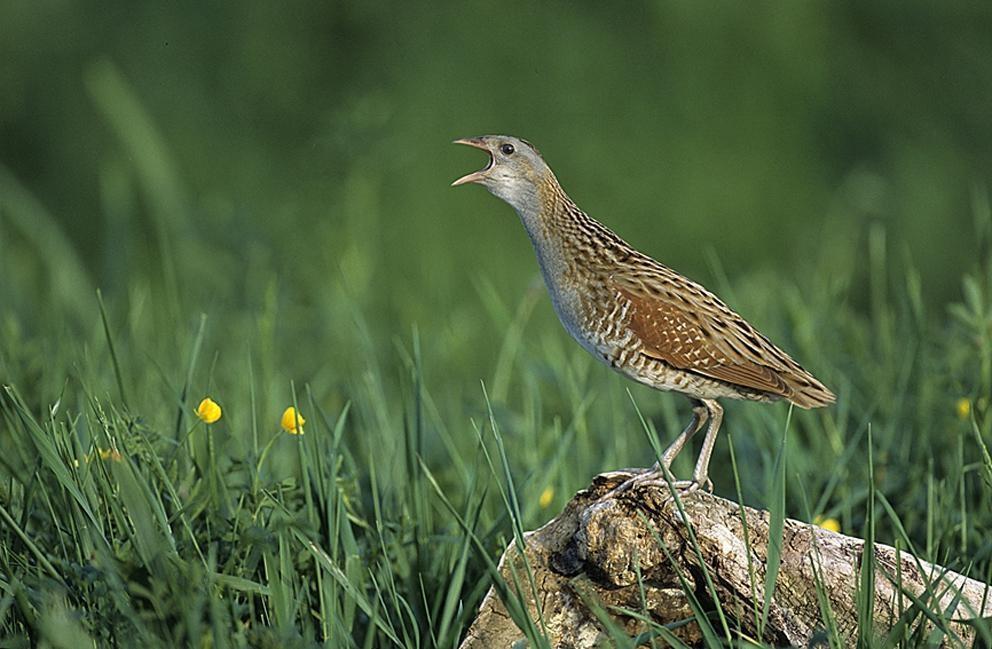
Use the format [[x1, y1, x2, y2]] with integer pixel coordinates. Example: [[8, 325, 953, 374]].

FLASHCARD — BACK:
[[3, 0, 991, 548], [2, 2, 992, 645], [4, 1, 992, 324], [3, 0, 992, 550]]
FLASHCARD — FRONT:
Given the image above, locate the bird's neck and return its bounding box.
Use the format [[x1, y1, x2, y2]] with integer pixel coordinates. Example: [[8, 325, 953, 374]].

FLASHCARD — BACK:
[[513, 175, 576, 247], [514, 176, 628, 264], [513, 176, 578, 253], [511, 176, 629, 297]]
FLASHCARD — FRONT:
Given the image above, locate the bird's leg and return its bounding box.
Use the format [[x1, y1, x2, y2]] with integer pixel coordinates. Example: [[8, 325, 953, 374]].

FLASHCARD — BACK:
[[688, 399, 723, 492], [652, 399, 709, 475], [614, 399, 723, 498], [611, 400, 709, 498]]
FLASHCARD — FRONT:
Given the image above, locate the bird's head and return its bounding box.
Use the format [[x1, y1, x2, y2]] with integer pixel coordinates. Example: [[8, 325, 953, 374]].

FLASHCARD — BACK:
[[451, 135, 554, 211]]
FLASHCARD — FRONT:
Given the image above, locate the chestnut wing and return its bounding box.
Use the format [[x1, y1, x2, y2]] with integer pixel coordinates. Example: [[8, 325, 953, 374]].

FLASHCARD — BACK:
[[610, 275, 795, 399]]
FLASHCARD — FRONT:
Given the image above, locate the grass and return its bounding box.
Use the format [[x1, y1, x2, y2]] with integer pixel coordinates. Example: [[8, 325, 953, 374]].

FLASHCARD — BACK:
[[2, 67, 992, 648]]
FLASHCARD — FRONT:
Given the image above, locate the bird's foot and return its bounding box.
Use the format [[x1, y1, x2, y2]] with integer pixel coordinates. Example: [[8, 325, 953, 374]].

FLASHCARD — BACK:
[[609, 469, 709, 499], [696, 477, 714, 493]]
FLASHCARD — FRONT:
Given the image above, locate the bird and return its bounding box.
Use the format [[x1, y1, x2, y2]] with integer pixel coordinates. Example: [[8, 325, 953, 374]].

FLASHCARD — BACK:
[[451, 134, 834, 492]]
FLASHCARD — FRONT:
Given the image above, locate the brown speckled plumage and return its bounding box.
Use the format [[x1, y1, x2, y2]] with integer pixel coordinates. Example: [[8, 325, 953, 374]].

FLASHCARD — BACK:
[[453, 135, 834, 489]]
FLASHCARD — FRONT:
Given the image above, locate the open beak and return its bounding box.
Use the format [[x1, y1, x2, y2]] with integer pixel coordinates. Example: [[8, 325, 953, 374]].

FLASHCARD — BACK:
[[451, 137, 493, 186]]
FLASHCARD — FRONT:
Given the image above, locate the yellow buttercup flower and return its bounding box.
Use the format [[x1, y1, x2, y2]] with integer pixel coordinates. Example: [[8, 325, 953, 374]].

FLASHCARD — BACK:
[[196, 397, 222, 424], [281, 407, 306, 435], [98, 448, 122, 463], [956, 398, 971, 420], [539, 486, 554, 509], [814, 515, 841, 533]]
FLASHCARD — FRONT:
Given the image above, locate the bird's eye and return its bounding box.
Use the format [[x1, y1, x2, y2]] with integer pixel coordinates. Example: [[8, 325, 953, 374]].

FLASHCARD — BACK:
[[500, 143, 515, 156]]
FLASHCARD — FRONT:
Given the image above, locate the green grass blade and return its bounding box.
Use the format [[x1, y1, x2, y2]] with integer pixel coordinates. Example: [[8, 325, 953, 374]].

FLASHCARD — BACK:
[[96, 289, 129, 410], [857, 424, 876, 648], [760, 405, 791, 635]]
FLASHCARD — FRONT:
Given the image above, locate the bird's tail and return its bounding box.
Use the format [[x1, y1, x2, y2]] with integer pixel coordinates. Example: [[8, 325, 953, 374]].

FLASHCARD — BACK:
[[785, 370, 836, 409]]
